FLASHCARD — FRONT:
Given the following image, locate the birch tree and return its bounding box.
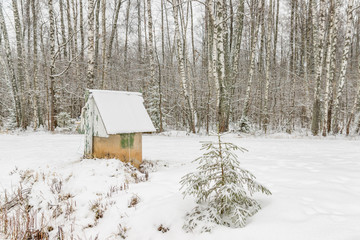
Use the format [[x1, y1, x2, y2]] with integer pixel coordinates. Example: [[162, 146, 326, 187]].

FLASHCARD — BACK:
[[346, 57, 360, 135], [59, 0, 67, 58], [104, 0, 122, 89], [263, 0, 273, 133], [80, 0, 85, 61], [137, 0, 142, 62], [66, 0, 74, 58], [215, 0, 227, 132], [12, 0, 29, 128], [124, 0, 131, 90], [172, 0, 196, 133], [288, 0, 296, 131], [332, 0, 354, 134], [0, 2, 22, 127], [273, 0, 279, 64], [322, 0, 339, 136], [101, 0, 106, 88], [87, 0, 95, 89], [145, 0, 161, 131], [48, 0, 56, 131], [94, 0, 101, 71], [0, 0, 360, 135], [31, 0, 40, 128], [311, 0, 326, 136], [231, 0, 245, 85], [240, 0, 262, 132]]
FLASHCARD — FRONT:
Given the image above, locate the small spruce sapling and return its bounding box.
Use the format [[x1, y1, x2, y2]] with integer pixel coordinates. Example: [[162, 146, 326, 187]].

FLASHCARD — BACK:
[[239, 115, 251, 133], [180, 134, 271, 232]]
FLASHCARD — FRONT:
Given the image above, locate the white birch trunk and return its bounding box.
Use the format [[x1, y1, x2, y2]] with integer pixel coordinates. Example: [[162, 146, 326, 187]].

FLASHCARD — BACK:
[[0, 2, 22, 127], [48, 0, 56, 131], [72, 0, 78, 56], [87, 0, 95, 89], [31, 0, 40, 129], [124, 0, 131, 90], [172, 0, 196, 133], [231, 0, 245, 82], [80, 0, 85, 61], [101, 0, 106, 89], [147, 0, 155, 90], [347, 15, 360, 135], [83, 92, 94, 158], [310, 0, 326, 135], [207, 0, 219, 108], [66, 0, 74, 58], [322, 0, 339, 136], [12, 0, 29, 128], [347, 78, 360, 135], [332, 0, 354, 134], [240, 0, 262, 130], [146, 0, 160, 130], [59, 0, 67, 57], [263, 0, 273, 133], [354, 80, 360, 133], [104, 0, 122, 89], [215, 0, 227, 132]]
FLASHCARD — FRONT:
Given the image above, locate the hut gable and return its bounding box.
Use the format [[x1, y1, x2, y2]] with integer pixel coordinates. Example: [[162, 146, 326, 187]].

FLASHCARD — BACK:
[[93, 101, 108, 138]]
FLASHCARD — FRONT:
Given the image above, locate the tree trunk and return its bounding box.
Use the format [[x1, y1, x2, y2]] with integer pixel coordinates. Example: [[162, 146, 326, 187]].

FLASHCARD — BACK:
[[215, 0, 227, 132], [59, 0, 68, 58], [94, 0, 101, 73], [12, 0, 30, 128], [288, 0, 296, 132], [332, 0, 354, 134], [172, 0, 196, 133], [0, 2, 22, 127], [72, 0, 78, 55], [79, 0, 85, 61], [146, 0, 160, 131], [228, 0, 245, 131], [206, 0, 214, 133], [347, 68, 360, 135], [137, 0, 142, 62], [160, 0, 166, 132], [240, 0, 262, 131], [124, 0, 131, 90], [310, 0, 326, 135], [322, 0, 339, 136], [231, 0, 245, 84], [272, 0, 279, 64], [87, 0, 95, 89], [104, 0, 122, 88], [100, 0, 106, 89], [66, 0, 74, 59], [31, 0, 40, 128], [48, 0, 56, 131], [263, 0, 273, 133]]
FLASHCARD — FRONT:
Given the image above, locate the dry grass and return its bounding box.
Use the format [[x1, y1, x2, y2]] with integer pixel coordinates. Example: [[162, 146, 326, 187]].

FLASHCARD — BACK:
[[0, 160, 157, 239], [128, 194, 140, 208]]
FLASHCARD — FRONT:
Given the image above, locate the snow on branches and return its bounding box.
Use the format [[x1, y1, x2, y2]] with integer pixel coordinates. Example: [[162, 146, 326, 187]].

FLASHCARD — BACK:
[[180, 134, 271, 232]]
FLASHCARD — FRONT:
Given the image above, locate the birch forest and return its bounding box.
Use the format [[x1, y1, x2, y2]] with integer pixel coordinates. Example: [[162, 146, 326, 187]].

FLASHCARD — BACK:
[[1, 0, 360, 136]]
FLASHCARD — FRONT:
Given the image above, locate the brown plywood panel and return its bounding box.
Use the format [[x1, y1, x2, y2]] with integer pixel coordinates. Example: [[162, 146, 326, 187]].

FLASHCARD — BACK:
[[93, 133, 142, 168]]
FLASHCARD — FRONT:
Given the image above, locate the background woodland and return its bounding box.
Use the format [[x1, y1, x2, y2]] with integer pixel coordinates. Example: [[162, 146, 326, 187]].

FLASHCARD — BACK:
[[1, 0, 360, 136]]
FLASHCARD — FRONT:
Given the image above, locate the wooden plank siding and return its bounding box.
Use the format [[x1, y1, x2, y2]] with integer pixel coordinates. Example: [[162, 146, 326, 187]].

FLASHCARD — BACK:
[[93, 133, 142, 168]]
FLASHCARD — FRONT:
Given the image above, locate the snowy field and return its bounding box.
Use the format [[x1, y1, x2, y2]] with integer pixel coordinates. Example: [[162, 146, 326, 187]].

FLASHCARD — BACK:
[[0, 132, 360, 240]]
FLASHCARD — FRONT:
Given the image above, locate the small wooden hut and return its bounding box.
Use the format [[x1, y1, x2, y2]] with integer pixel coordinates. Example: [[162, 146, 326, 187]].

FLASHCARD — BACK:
[[81, 90, 156, 168]]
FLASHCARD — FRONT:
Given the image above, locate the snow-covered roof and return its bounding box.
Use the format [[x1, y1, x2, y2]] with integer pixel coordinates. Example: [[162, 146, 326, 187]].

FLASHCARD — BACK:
[[89, 90, 156, 134]]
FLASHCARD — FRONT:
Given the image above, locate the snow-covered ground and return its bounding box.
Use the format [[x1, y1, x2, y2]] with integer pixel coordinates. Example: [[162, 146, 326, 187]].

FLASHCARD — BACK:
[[0, 132, 360, 240]]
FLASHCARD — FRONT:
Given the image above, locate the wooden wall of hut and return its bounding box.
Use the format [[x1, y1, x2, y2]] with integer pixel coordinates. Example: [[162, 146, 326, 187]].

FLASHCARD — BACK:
[[93, 133, 142, 168]]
